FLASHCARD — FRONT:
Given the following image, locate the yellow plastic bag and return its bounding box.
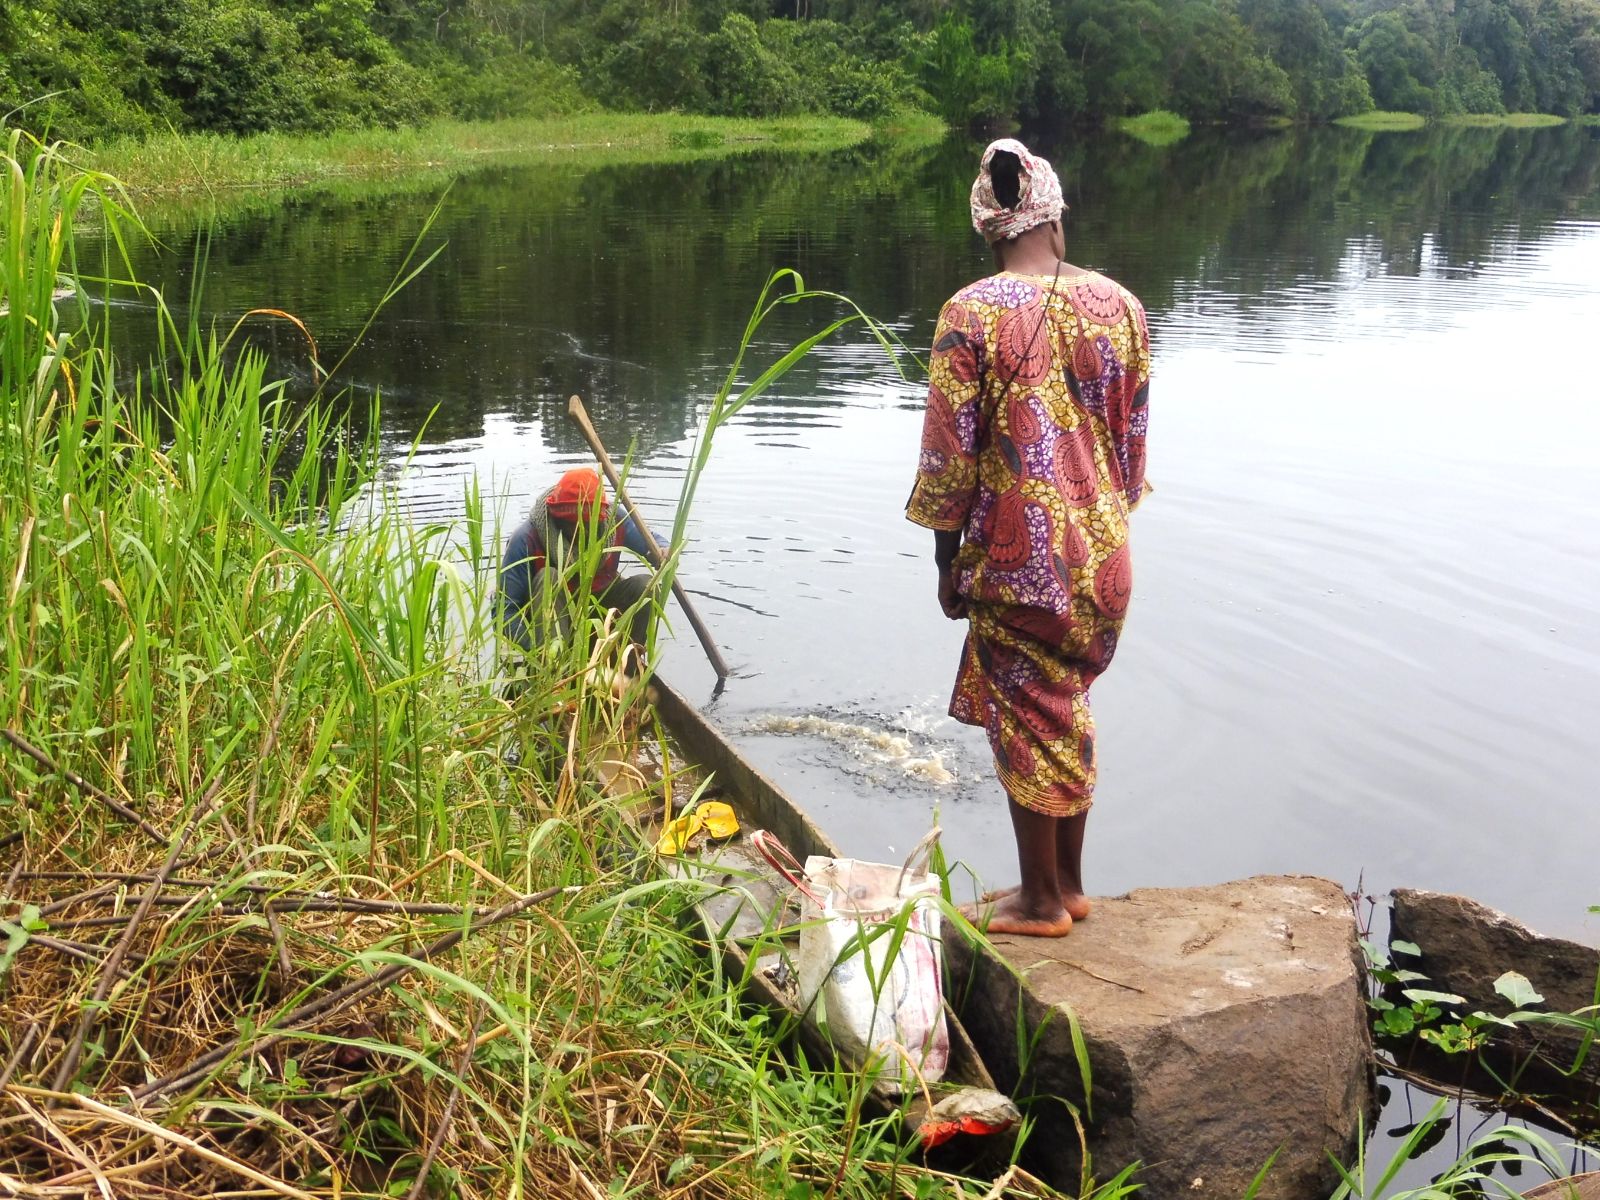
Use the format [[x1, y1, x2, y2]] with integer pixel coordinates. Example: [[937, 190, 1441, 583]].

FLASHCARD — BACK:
[[656, 800, 740, 856]]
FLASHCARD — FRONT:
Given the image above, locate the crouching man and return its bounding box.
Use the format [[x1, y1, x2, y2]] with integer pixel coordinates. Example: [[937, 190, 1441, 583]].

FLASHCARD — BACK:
[[498, 467, 654, 652]]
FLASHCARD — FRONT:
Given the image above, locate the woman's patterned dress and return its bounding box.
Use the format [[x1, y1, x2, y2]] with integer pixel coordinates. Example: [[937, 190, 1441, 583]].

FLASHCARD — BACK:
[[907, 270, 1150, 817]]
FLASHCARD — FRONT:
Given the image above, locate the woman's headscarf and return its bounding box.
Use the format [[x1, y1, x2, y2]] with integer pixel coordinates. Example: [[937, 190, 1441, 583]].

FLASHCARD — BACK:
[[969, 138, 1064, 245]]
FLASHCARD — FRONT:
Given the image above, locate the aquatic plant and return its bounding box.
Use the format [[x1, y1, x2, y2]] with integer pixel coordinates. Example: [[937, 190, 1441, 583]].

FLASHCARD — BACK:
[[1334, 110, 1429, 130], [1327, 1096, 1569, 1198], [1110, 110, 1193, 147]]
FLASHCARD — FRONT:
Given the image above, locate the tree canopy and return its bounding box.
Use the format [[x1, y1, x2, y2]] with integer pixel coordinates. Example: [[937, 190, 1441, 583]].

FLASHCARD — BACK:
[[3, 0, 1597, 142]]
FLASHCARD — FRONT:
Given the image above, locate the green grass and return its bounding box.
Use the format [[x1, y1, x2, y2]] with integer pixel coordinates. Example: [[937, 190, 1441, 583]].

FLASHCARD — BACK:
[[1440, 111, 1568, 127], [0, 128, 1062, 1200], [81, 112, 889, 221], [1334, 110, 1429, 130], [1110, 109, 1192, 146], [77, 110, 950, 231], [1580, 114, 1600, 126]]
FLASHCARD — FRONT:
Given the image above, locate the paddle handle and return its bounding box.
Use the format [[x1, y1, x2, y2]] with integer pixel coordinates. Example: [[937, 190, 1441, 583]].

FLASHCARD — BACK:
[[566, 395, 730, 681]]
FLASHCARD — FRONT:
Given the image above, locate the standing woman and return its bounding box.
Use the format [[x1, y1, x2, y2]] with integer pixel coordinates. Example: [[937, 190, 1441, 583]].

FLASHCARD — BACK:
[[906, 139, 1150, 937]]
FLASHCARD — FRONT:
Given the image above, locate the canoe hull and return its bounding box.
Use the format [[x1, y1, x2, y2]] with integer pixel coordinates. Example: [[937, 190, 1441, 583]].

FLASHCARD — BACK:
[[646, 676, 1003, 1115]]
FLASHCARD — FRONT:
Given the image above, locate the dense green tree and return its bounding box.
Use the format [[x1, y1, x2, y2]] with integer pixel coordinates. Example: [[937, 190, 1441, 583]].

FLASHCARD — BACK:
[[2, 0, 1597, 143], [1240, 0, 1369, 115], [1353, 9, 1438, 110], [1165, 2, 1298, 119]]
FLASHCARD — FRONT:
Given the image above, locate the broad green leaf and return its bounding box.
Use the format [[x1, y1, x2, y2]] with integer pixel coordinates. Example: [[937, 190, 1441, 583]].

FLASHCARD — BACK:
[[1493, 970, 1545, 1008], [1380, 1008, 1416, 1036], [1359, 937, 1390, 968], [1402, 988, 1465, 1006]]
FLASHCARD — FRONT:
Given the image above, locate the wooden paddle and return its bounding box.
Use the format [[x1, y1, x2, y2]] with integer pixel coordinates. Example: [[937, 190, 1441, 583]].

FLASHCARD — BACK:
[[566, 395, 731, 681]]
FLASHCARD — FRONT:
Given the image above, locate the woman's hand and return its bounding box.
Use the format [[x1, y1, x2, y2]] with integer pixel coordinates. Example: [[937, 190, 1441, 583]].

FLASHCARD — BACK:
[[933, 529, 967, 620], [938, 565, 968, 620]]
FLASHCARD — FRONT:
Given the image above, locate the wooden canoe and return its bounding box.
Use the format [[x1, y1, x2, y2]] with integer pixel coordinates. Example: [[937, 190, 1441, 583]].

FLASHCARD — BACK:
[[641, 673, 1018, 1153]]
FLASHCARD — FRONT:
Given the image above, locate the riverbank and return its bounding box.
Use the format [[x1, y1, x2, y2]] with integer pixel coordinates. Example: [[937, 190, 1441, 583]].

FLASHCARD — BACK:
[[85, 112, 943, 225], [0, 131, 1031, 1200]]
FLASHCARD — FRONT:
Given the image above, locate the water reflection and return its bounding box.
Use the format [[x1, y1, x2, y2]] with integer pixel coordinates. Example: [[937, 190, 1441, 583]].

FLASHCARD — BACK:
[[114, 124, 1600, 958]]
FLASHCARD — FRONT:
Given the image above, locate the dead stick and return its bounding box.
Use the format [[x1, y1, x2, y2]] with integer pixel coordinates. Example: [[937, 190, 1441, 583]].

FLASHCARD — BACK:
[[25, 935, 140, 974], [566, 395, 730, 680], [40, 1089, 318, 1200], [402, 1010, 484, 1200], [1, 731, 170, 848], [1057, 959, 1147, 994], [51, 781, 221, 1091], [34, 846, 230, 919], [265, 907, 294, 980], [34, 887, 501, 919], [132, 884, 570, 1101], [0, 1024, 40, 1090]]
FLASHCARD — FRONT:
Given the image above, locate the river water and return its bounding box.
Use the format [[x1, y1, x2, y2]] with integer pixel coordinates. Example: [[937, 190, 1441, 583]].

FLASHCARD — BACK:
[[122, 121, 1600, 1181], [141, 124, 1600, 939]]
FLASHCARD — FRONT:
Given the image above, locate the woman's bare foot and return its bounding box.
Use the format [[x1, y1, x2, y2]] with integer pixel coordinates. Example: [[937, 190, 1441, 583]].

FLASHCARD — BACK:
[[963, 893, 1074, 937], [982, 885, 1092, 921]]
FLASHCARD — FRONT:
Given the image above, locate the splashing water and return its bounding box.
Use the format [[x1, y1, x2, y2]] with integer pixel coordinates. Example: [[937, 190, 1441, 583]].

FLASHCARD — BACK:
[[745, 713, 956, 785]]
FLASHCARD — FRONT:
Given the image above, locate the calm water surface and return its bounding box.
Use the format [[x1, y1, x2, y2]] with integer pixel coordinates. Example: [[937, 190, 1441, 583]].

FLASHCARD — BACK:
[[123, 120, 1600, 1184], [132, 126, 1600, 946]]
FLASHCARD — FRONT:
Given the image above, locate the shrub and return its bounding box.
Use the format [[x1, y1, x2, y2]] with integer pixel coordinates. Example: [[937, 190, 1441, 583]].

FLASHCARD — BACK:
[[757, 20, 913, 120], [705, 13, 801, 117], [595, 18, 712, 113], [429, 54, 590, 122]]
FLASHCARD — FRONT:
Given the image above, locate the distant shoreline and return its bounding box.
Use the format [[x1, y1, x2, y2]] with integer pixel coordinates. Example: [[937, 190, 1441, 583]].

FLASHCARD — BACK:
[[84, 112, 944, 224]]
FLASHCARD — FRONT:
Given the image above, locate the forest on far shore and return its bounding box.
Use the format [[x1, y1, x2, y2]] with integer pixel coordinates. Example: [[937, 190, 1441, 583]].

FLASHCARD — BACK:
[[3, 0, 1598, 144]]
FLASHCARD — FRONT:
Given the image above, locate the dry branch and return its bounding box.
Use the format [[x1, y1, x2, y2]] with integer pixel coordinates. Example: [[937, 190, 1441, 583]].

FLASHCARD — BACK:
[[403, 1009, 484, 1200], [22, 877, 503, 919], [1, 731, 170, 848], [8, 1087, 318, 1200], [51, 780, 222, 1090], [133, 883, 570, 1101]]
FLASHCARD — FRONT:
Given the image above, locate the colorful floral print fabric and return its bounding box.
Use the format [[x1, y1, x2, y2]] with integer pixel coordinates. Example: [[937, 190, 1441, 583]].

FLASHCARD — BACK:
[[907, 270, 1150, 816]]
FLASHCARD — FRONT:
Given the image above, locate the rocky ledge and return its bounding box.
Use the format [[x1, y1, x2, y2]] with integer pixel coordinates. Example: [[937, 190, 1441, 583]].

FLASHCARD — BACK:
[[1389, 889, 1600, 1102], [945, 875, 1373, 1200]]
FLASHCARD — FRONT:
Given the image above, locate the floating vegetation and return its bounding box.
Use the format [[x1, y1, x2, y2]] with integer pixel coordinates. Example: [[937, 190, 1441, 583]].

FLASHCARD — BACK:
[[1110, 110, 1192, 147], [1334, 110, 1429, 131], [1441, 112, 1569, 127]]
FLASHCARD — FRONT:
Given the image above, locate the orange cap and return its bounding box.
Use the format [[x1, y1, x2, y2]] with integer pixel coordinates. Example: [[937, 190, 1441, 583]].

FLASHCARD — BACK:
[[546, 467, 607, 521]]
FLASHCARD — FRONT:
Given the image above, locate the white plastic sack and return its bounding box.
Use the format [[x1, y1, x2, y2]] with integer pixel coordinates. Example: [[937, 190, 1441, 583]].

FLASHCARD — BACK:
[[794, 829, 950, 1093]]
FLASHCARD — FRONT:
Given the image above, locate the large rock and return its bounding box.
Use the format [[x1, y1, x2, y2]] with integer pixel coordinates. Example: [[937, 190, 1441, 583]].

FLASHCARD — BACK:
[[946, 875, 1372, 1200], [1525, 1175, 1600, 1199], [1389, 889, 1600, 1100]]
